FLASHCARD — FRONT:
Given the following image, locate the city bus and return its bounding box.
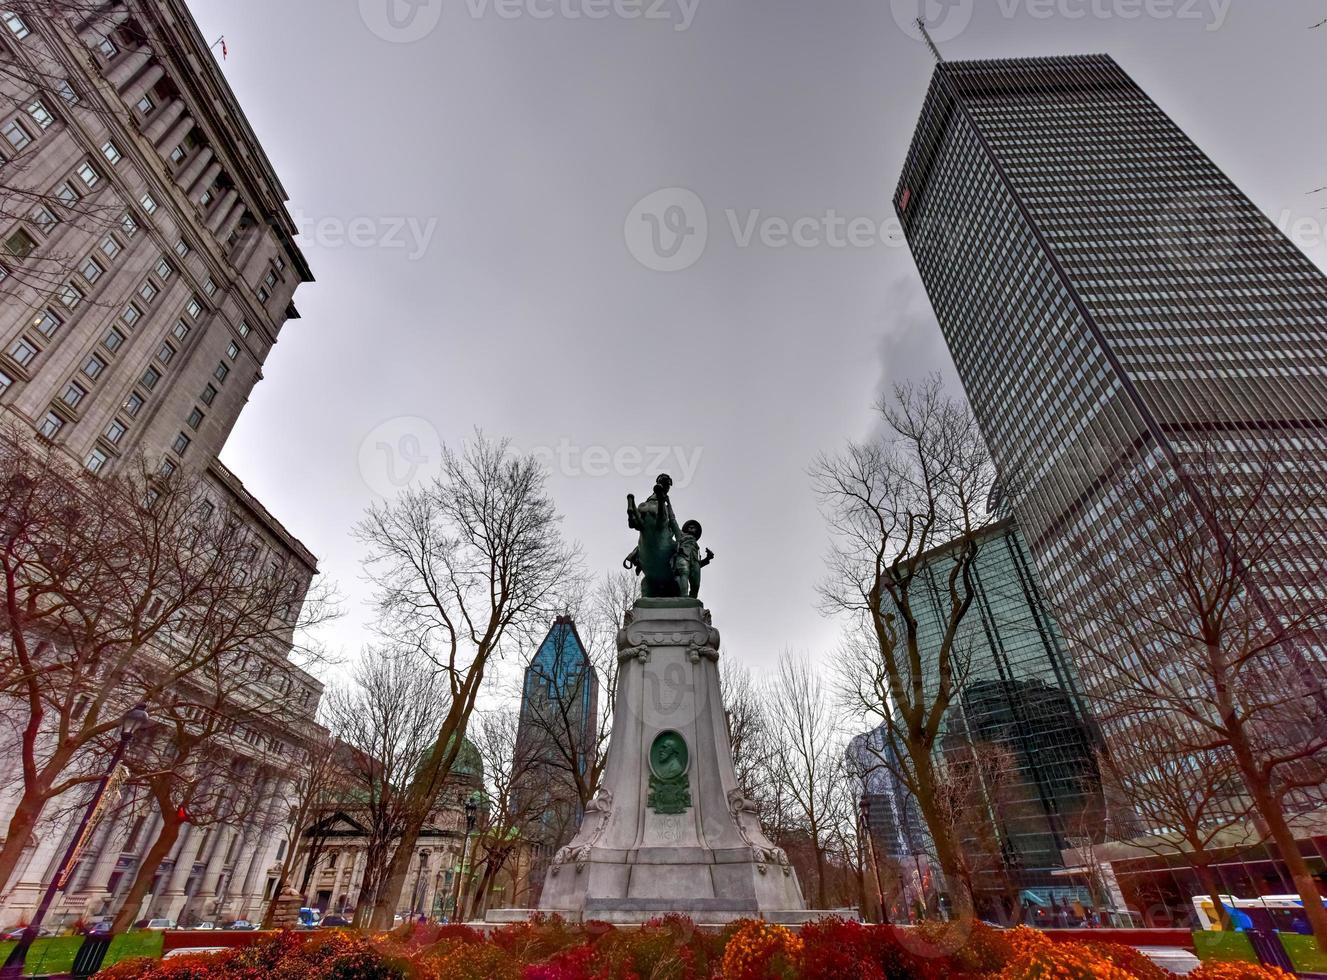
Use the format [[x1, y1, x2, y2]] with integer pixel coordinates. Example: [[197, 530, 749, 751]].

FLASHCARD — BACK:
[[1193, 895, 1326, 934]]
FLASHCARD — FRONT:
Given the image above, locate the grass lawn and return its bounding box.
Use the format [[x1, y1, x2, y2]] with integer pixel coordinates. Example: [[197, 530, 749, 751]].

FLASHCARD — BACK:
[[0, 936, 84, 976], [104, 931, 165, 967]]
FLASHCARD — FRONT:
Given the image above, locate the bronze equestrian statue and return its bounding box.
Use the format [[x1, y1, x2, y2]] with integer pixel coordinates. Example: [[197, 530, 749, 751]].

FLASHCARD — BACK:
[[624, 474, 714, 599]]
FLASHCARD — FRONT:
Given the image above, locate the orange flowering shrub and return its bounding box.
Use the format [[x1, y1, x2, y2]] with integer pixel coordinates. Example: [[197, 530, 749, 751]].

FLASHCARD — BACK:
[[721, 919, 803, 980], [1189, 964, 1296, 980], [999, 930, 1134, 980], [1081, 941, 1174, 980]]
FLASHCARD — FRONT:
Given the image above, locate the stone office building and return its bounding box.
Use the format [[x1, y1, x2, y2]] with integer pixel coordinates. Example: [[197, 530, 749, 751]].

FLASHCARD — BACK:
[[0, 0, 323, 928]]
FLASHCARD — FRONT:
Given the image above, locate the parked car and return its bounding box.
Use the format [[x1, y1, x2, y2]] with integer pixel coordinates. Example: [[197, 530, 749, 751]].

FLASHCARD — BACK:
[[2, 927, 51, 940], [188, 922, 218, 931], [297, 908, 321, 929], [319, 915, 352, 929], [145, 919, 177, 931], [84, 922, 113, 936], [223, 919, 258, 931]]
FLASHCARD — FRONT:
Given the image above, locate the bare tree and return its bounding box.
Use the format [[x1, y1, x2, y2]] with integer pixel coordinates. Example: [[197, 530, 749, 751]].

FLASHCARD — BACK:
[[260, 727, 343, 928], [815, 378, 996, 920], [762, 652, 845, 910], [720, 658, 766, 804], [0, 429, 333, 894], [1073, 436, 1327, 940], [462, 709, 544, 918], [353, 432, 581, 928], [322, 650, 452, 929], [1096, 719, 1254, 932]]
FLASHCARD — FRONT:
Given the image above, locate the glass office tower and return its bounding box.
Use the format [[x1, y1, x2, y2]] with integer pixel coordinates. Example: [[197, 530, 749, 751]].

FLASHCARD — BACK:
[[901, 519, 1103, 910], [894, 56, 1327, 709]]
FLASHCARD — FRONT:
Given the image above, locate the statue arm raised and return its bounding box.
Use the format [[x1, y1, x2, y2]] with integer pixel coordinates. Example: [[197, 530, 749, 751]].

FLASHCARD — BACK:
[[626, 493, 642, 530]]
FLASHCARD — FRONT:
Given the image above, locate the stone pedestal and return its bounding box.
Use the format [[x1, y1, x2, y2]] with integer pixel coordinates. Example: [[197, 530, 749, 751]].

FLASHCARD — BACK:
[[523, 600, 810, 925]]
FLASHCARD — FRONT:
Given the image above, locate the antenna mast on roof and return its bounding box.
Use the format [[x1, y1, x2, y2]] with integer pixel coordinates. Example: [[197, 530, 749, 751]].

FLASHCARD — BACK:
[[916, 17, 945, 64]]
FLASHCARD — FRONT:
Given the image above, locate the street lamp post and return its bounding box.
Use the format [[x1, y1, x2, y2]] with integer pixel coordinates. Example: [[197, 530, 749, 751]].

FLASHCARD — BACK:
[[1, 704, 149, 979], [449, 794, 478, 923]]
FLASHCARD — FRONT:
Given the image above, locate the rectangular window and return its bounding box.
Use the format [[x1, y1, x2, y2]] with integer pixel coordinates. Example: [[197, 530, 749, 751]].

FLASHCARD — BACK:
[[135, 94, 153, 115], [237, 320, 250, 338], [3, 12, 30, 38], [32, 206, 57, 231], [103, 327, 124, 352], [121, 303, 141, 327], [200, 383, 217, 406], [80, 255, 103, 284], [264, 270, 277, 289], [61, 381, 85, 408], [158, 458, 176, 478], [57, 282, 83, 309], [199, 188, 214, 208], [57, 81, 78, 106], [213, 362, 228, 383], [174, 240, 190, 258], [86, 449, 108, 474], [141, 366, 160, 390], [55, 182, 78, 206], [203, 277, 217, 296], [172, 320, 189, 342], [187, 408, 203, 430], [139, 193, 157, 215], [169, 145, 186, 166], [256, 285, 270, 303], [38, 411, 63, 439], [172, 432, 190, 456], [227, 341, 239, 360], [187, 298, 202, 318], [3, 120, 31, 151], [105, 419, 127, 444], [123, 392, 144, 417], [119, 212, 137, 237], [26, 100, 53, 129], [156, 343, 173, 365], [31, 309, 59, 337], [99, 235, 121, 260], [75, 162, 99, 189], [138, 280, 158, 303], [4, 228, 36, 258], [82, 354, 105, 380], [101, 140, 122, 164], [9, 338, 36, 366], [155, 257, 173, 280], [0, 370, 12, 395], [96, 36, 117, 59]]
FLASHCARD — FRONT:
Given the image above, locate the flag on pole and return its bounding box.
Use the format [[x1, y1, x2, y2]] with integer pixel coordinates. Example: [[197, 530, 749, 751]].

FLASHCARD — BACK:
[[210, 35, 228, 60]]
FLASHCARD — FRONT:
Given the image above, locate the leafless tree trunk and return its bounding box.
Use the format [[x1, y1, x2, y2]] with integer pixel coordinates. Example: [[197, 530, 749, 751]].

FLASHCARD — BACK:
[[322, 650, 453, 929], [763, 653, 846, 910], [815, 378, 996, 921], [260, 729, 343, 928], [353, 432, 581, 928], [1070, 435, 1327, 940], [0, 428, 333, 894]]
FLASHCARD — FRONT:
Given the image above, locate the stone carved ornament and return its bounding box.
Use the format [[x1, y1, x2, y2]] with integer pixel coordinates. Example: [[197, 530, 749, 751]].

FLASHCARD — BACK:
[[550, 789, 614, 876], [727, 788, 792, 876]]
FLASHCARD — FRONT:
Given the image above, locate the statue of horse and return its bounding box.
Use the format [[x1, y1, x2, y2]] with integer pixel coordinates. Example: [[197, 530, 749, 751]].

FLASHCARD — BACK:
[[624, 474, 681, 598]]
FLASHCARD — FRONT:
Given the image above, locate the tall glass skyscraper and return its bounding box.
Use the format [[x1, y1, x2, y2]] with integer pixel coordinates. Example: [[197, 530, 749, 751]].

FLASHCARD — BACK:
[[878, 519, 1104, 910], [894, 55, 1327, 708]]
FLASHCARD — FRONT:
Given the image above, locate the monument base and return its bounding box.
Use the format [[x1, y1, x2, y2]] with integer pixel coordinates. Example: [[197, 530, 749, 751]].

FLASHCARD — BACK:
[[523, 601, 811, 927]]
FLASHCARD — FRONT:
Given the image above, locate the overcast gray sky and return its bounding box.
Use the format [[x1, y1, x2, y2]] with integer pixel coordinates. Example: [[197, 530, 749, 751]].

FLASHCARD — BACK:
[[189, 0, 1327, 682]]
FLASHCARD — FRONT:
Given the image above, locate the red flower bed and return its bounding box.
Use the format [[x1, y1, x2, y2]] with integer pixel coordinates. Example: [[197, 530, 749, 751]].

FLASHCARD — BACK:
[[93, 916, 1285, 979]]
